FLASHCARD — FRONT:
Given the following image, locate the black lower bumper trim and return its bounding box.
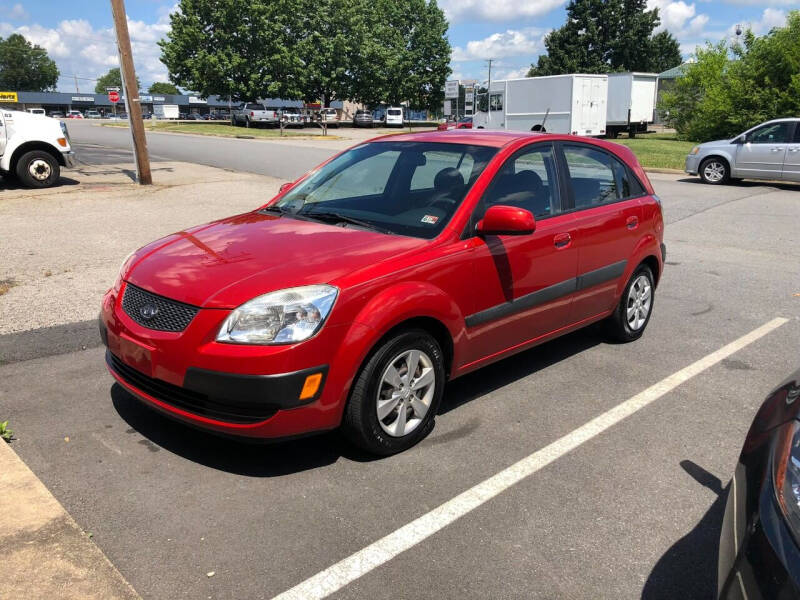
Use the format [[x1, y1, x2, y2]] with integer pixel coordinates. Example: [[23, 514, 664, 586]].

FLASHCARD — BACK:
[[106, 350, 327, 424]]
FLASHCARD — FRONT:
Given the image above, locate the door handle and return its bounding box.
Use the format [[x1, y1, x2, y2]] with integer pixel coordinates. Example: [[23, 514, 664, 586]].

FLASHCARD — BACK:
[[553, 232, 571, 249], [626, 216, 639, 230], [771, 148, 784, 152]]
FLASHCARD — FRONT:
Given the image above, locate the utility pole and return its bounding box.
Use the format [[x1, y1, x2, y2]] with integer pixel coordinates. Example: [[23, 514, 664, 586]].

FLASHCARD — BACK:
[[110, 0, 152, 185], [486, 58, 493, 128], [74, 74, 79, 93]]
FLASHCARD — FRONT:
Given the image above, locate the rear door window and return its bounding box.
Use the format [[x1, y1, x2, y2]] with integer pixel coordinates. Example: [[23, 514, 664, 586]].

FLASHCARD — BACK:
[[562, 145, 619, 209]]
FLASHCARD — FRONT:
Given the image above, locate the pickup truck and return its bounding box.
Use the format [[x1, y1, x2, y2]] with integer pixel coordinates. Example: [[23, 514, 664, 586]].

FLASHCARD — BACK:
[[231, 103, 279, 128], [0, 109, 76, 188]]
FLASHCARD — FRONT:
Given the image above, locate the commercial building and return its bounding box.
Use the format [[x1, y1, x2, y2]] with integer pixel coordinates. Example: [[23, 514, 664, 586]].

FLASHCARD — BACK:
[[0, 91, 343, 117]]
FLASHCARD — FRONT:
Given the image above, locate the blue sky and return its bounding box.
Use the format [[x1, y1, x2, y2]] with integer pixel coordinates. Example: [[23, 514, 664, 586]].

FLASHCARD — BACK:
[[0, 0, 793, 92]]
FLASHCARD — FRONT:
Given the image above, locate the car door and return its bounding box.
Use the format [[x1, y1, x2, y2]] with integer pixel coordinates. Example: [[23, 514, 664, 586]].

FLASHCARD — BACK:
[[782, 122, 800, 182], [734, 122, 791, 180], [462, 142, 579, 366], [559, 142, 645, 322]]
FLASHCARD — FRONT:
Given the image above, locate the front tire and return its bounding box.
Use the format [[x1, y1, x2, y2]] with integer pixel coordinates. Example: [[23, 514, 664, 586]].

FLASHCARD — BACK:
[[605, 264, 655, 343], [699, 157, 729, 185], [342, 329, 446, 455], [15, 150, 60, 188]]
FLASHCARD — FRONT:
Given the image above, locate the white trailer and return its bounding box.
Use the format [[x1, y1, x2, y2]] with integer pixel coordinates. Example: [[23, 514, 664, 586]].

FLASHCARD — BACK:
[[472, 74, 608, 136], [153, 104, 179, 120], [605, 72, 658, 138]]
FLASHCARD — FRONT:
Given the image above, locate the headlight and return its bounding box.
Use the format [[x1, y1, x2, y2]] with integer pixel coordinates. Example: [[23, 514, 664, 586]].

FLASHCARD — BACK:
[[216, 285, 338, 345], [690, 146, 700, 155], [773, 421, 800, 537]]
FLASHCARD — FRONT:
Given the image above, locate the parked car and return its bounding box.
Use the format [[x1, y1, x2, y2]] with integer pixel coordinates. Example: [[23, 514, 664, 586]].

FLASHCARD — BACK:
[[437, 117, 473, 131], [187, 113, 204, 120], [140, 111, 153, 120], [280, 107, 304, 127], [85, 110, 102, 119], [353, 109, 374, 128], [718, 369, 800, 598], [178, 112, 188, 120], [26, 108, 46, 116], [231, 103, 279, 128], [66, 110, 84, 119], [49, 111, 65, 119], [319, 108, 340, 127], [117, 112, 128, 120], [100, 130, 664, 455], [0, 109, 76, 188], [686, 118, 800, 184], [385, 107, 404, 127]]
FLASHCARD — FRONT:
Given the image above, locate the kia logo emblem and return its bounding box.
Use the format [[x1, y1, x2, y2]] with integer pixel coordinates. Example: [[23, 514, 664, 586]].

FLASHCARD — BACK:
[[140, 304, 159, 320]]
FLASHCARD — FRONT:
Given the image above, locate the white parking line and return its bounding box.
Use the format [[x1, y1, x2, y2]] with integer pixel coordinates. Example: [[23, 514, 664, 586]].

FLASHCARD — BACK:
[[271, 317, 789, 600]]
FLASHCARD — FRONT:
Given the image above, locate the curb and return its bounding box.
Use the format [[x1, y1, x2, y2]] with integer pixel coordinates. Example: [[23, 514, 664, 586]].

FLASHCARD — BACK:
[[0, 438, 141, 599], [644, 167, 685, 174]]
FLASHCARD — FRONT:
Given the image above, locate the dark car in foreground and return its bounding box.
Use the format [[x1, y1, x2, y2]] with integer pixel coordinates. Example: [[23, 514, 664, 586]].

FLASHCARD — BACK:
[[719, 369, 800, 598], [101, 130, 664, 455]]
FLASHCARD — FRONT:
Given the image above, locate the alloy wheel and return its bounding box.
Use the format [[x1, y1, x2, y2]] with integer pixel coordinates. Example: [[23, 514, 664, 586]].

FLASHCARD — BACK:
[[626, 275, 652, 331], [703, 161, 725, 183], [376, 349, 436, 437]]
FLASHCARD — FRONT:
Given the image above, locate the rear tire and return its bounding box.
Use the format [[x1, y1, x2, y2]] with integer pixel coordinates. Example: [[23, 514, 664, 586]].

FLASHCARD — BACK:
[[605, 264, 655, 343], [15, 150, 60, 189], [342, 329, 446, 456], [699, 157, 729, 185]]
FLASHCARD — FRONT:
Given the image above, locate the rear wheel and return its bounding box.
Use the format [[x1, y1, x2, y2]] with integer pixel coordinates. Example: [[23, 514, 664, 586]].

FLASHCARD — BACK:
[[699, 157, 729, 185], [605, 264, 655, 343], [342, 329, 445, 455], [15, 150, 60, 188]]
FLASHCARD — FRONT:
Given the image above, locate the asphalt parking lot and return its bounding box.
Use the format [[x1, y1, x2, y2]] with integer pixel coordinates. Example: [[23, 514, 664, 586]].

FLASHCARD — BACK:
[[1, 172, 798, 599]]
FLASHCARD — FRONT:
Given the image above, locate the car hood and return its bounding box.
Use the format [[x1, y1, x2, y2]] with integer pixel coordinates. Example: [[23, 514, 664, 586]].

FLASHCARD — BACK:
[[700, 139, 734, 148], [125, 211, 425, 309]]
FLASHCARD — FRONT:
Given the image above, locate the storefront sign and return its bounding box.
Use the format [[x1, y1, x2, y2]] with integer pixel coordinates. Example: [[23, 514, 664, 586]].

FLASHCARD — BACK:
[[0, 92, 18, 102], [72, 96, 95, 102], [188, 96, 206, 104]]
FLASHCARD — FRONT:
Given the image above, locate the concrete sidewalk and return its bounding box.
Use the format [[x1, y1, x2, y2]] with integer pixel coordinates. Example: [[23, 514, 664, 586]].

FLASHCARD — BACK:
[[1, 438, 140, 599]]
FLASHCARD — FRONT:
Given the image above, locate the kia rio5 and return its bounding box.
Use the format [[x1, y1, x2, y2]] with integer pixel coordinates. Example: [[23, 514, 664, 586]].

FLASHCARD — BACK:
[[100, 130, 665, 455]]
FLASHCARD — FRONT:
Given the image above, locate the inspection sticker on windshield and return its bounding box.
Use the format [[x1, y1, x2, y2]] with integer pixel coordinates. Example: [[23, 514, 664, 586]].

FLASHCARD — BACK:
[[421, 215, 439, 225]]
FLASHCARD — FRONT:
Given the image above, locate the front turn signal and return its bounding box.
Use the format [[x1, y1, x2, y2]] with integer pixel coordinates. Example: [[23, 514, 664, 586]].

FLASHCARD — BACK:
[[299, 373, 323, 400], [57, 137, 68, 147]]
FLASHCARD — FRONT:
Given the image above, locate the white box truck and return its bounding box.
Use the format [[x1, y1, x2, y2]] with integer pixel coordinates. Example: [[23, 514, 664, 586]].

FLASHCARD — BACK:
[[472, 74, 608, 136], [153, 104, 179, 120], [605, 72, 658, 138]]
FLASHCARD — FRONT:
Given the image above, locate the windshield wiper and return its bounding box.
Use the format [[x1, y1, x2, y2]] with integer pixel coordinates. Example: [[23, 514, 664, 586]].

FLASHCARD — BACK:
[[302, 211, 395, 235]]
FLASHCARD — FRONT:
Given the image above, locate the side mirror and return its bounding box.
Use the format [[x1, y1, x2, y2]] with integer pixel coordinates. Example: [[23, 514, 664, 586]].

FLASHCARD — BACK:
[[734, 136, 745, 144], [476, 205, 536, 236], [279, 182, 293, 192]]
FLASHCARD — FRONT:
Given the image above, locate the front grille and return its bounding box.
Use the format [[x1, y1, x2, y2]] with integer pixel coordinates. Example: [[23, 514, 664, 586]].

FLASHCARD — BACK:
[[108, 352, 278, 424], [122, 283, 199, 332]]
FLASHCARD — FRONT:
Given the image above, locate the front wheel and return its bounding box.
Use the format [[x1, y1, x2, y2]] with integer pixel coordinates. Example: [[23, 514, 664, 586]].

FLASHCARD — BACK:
[[15, 150, 60, 188], [342, 329, 446, 455], [699, 157, 729, 185], [605, 264, 655, 343]]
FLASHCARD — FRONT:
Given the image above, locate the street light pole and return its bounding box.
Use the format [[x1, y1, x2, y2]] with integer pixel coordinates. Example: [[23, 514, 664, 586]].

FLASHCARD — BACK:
[[486, 58, 493, 128], [110, 0, 152, 185]]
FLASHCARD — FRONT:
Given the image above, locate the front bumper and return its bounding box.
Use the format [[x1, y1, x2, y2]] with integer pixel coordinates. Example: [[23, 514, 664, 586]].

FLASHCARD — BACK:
[[685, 153, 700, 175], [62, 151, 77, 169], [100, 283, 357, 439]]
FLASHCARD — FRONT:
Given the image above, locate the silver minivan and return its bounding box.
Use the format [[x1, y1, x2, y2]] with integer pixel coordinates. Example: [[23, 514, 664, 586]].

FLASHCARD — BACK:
[[685, 118, 800, 184]]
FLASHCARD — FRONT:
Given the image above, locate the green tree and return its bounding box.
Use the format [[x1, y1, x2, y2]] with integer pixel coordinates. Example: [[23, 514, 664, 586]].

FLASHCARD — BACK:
[[528, 0, 681, 75], [95, 68, 140, 94], [660, 11, 800, 141], [0, 34, 59, 91], [159, 0, 305, 101], [148, 81, 180, 95], [649, 30, 682, 73], [351, 0, 450, 111]]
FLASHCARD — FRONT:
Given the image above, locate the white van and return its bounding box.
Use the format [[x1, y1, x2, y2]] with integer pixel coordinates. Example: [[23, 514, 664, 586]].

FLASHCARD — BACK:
[[26, 108, 46, 116], [385, 107, 403, 127]]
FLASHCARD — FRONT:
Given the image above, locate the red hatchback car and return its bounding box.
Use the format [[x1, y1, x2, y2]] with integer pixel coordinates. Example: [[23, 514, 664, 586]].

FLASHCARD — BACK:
[[100, 130, 665, 455]]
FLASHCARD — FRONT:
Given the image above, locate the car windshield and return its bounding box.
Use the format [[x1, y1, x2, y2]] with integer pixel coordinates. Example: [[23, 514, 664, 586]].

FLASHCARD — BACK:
[[271, 141, 497, 239]]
